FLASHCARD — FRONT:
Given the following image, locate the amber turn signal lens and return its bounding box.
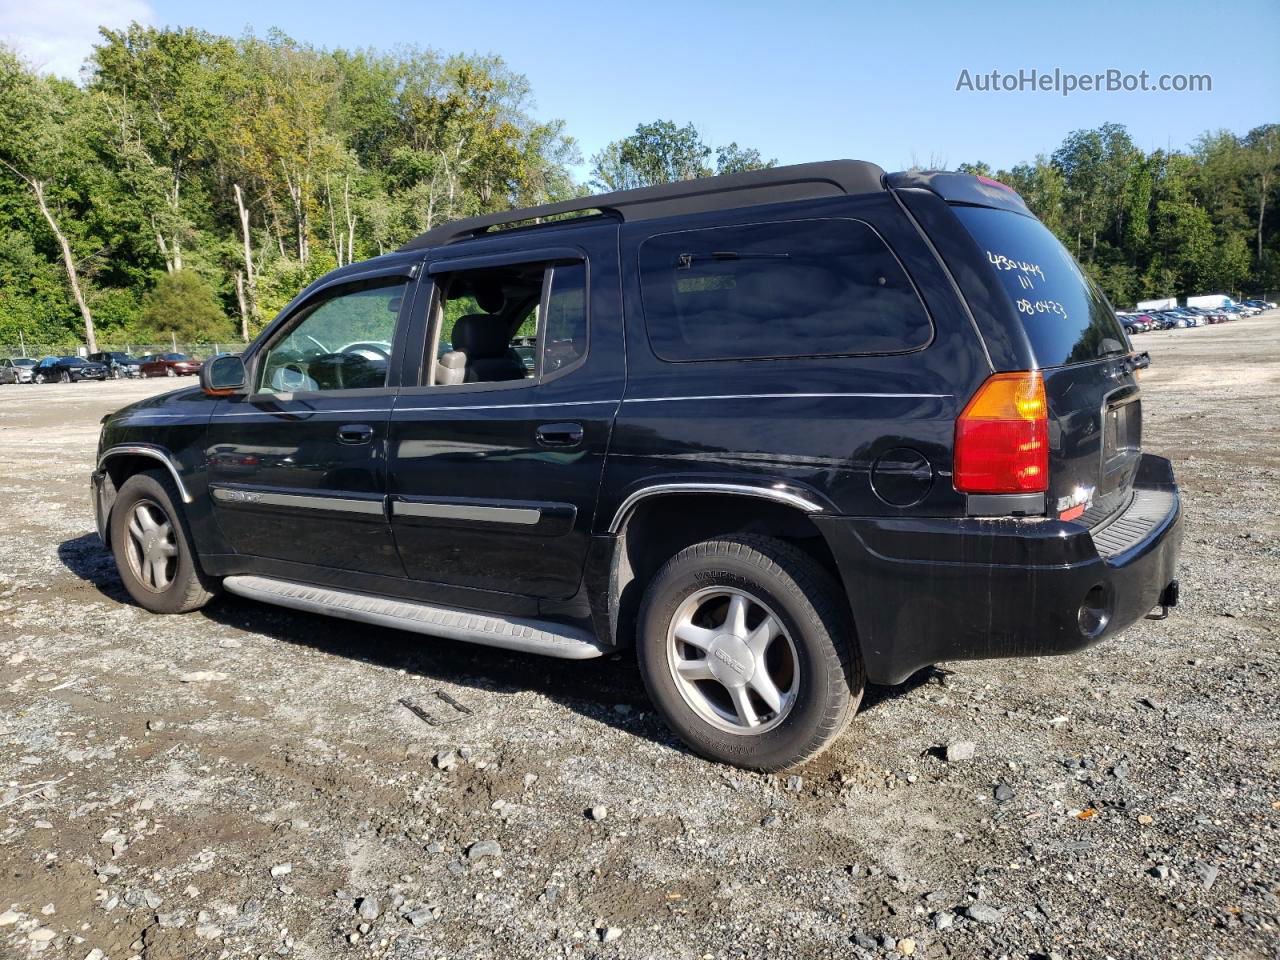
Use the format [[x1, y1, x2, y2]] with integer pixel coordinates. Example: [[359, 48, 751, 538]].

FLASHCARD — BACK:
[[953, 372, 1049, 494]]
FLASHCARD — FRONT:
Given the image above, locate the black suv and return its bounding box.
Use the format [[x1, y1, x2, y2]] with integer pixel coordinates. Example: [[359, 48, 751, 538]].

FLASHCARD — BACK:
[[92, 161, 1182, 770], [88, 351, 143, 378]]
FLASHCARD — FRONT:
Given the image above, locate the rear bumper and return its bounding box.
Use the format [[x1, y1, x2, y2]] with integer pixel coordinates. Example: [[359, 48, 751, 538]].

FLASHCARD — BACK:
[[816, 453, 1183, 685]]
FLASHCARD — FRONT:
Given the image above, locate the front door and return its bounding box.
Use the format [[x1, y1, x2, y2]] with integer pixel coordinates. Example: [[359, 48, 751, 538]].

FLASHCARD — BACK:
[[206, 269, 419, 577], [388, 226, 623, 602]]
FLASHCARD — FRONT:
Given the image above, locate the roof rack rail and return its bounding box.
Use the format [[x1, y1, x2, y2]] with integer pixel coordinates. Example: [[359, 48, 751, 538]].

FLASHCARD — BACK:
[[399, 159, 887, 252]]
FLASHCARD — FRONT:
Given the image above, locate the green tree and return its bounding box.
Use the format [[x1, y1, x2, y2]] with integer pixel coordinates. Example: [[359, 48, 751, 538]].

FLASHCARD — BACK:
[[139, 269, 234, 342], [0, 47, 102, 350], [589, 120, 774, 191]]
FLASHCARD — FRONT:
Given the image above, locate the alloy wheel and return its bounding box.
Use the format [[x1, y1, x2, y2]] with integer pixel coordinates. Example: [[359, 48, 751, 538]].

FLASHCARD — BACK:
[[666, 586, 800, 734], [123, 499, 178, 592]]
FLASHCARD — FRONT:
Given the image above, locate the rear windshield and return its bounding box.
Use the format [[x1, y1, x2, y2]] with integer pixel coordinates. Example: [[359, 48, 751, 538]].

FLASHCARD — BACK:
[[952, 205, 1128, 367]]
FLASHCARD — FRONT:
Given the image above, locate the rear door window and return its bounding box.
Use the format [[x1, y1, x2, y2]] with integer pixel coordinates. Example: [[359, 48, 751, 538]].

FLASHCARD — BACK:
[[638, 218, 931, 361], [951, 205, 1128, 367]]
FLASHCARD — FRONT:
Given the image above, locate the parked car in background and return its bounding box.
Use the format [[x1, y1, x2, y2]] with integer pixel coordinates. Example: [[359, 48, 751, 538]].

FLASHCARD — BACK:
[[0, 357, 37, 383], [31, 356, 109, 383], [1188, 307, 1228, 324], [1118, 314, 1146, 336], [140, 353, 202, 377], [88, 351, 144, 378]]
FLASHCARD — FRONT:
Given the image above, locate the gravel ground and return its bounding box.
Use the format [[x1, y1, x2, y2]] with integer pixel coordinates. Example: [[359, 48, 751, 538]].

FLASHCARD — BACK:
[[1, 315, 1278, 960]]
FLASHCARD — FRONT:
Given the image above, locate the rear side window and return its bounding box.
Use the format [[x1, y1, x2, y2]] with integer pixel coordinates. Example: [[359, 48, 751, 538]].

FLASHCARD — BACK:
[[639, 218, 931, 361], [952, 205, 1128, 367]]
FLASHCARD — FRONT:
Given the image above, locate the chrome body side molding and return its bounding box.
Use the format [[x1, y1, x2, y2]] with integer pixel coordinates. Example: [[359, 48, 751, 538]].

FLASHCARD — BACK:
[[607, 482, 826, 535], [392, 500, 541, 525], [210, 486, 385, 515]]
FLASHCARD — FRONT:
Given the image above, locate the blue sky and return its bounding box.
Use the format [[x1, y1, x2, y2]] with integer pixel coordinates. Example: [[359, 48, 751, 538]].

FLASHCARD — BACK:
[[4, 0, 1277, 178]]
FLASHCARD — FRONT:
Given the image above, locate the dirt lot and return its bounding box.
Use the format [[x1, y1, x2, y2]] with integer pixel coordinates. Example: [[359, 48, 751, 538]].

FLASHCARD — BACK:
[[2, 317, 1278, 960]]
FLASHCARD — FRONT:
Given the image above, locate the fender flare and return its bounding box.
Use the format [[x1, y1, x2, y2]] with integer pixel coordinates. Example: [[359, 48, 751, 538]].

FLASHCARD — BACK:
[[97, 444, 194, 504]]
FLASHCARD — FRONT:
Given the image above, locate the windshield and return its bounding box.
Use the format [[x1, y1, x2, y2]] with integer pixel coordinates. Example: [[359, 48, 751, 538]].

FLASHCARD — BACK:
[[14, 358, 35, 366], [60, 357, 85, 364], [952, 205, 1128, 367], [164, 353, 187, 361]]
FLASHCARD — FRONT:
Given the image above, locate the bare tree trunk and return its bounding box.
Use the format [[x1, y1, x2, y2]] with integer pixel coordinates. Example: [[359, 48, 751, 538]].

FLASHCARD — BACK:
[[282, 161, 308, 265], [169, 171, 183, 271], [1258, 171, 1270, 265], [343, 173, 356, 267], [32, 179, 96, 352], [234, 269, 250, 342], [155, 228, 174, 272], [325, 174, 342, 265], [233, 183, 257, 323]]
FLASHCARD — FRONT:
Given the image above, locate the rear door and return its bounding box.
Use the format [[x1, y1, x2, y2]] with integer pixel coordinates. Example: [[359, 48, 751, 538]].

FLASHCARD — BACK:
[[387, 225, 623, 603], [951, 204, 1140, 523], [205, 266, 419, 576]]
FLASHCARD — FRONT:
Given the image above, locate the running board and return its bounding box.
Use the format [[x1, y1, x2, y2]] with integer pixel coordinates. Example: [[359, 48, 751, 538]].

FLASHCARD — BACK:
[[221, 575, 606, 660]]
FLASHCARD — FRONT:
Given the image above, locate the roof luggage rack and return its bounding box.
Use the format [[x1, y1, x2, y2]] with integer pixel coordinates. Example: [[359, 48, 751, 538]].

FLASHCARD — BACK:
[[399, 159, 887, 251]]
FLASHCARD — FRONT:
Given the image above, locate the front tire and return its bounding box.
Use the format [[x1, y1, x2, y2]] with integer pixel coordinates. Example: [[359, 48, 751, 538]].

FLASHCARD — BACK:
[[109, 470, 219, 614], [636, 535, 863, 771]]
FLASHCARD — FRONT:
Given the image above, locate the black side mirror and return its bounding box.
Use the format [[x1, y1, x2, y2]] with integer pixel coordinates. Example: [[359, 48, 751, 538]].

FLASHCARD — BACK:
[[201, 354, 246, 396]]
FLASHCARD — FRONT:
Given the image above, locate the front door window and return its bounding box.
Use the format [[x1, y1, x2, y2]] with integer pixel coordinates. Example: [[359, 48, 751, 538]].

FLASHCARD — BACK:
[[257, 280, 407, 394]]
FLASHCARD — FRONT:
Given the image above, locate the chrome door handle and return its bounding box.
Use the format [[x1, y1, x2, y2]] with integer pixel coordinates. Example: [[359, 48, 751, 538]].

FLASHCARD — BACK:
[[535, 422, 584, 447], [337, 424, 374, 444]]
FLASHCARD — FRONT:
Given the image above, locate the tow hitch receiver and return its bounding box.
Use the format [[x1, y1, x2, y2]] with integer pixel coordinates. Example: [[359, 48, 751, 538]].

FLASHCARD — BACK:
[[1146, 580, 1180, 621]]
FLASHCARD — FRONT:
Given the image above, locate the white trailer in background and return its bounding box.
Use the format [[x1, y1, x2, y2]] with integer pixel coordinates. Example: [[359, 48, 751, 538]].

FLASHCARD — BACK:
[[1185, 294, 1232, 309], [1137, 297, 1177, 311]]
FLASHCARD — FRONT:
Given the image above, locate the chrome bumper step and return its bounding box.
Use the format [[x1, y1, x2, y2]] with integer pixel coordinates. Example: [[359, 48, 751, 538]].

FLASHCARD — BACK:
[[222, 575, 606, 660]]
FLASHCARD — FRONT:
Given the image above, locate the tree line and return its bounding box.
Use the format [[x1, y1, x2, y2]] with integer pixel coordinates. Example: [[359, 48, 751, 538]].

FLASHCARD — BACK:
[[0, 24, 1275, 352], [959, 121, 1279, 308]]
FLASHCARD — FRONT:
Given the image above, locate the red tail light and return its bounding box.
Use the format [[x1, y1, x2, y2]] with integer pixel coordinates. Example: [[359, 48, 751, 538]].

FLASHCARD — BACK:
[[954, 372, 1048, 494]]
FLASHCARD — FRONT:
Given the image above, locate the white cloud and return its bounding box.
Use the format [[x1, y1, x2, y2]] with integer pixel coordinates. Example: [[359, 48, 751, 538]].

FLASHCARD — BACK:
[[0, 0, 155, 81]]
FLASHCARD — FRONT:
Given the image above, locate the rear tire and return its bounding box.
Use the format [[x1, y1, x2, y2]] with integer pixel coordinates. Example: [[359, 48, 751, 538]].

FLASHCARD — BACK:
[[636, 534, 863, 771], [166, 367, 177, 377], [109, 469, 219, 614]]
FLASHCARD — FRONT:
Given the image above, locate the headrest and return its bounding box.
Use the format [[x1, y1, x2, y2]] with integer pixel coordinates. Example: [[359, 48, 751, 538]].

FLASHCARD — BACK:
[[473, 278, 505, 314], [437, 350, 465, 369], [450, 315, 512, 357]]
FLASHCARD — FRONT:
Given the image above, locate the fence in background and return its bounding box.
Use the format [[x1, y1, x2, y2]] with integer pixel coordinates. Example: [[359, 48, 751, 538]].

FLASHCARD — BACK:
[[0, 342, 243, 360]]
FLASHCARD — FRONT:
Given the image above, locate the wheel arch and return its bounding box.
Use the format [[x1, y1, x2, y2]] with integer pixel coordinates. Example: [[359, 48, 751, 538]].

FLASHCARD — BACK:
[[98, 445, 193, 504], [601, 485, 851, 651]]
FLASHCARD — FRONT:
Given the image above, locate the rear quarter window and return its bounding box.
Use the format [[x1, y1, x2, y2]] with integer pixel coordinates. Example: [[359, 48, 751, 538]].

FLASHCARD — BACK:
[[952, 205, 1128, 367], [638, 218, 931, 361]]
